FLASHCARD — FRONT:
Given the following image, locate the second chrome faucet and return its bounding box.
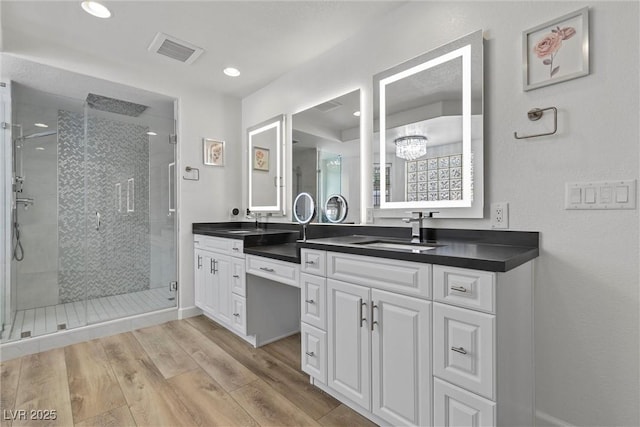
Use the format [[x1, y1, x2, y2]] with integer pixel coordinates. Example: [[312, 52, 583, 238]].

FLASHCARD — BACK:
[[402, 211, 438, 243]]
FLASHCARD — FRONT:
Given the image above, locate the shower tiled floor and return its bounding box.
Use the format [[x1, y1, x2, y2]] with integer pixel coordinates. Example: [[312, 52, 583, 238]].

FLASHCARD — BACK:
[[6, 287, 175, 341]]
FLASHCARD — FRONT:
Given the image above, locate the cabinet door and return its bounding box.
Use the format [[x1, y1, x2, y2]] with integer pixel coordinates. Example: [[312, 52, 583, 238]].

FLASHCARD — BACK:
[[301, 273, 326, 330], [194, 248, 205, 309], [202, 252, 216, 315], [327, 279, 371, 410], [213, 254, 232, 325], [371, 289, 431, 427], [230, 257, 246, 297]]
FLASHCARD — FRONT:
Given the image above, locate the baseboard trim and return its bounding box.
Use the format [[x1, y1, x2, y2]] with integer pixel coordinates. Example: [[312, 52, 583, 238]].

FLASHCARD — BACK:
[[535, 410, 575, 427], [178, 305, 202, 319]]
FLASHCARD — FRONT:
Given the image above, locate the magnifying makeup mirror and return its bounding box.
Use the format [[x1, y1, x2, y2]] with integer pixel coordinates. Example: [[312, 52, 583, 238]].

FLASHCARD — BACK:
[[324, 194, 348, 223], [293, 192, 316, 241]]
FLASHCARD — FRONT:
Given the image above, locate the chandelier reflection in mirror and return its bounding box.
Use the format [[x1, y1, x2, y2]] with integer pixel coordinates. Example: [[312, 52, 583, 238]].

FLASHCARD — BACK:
[[394, 135, 428, 161]]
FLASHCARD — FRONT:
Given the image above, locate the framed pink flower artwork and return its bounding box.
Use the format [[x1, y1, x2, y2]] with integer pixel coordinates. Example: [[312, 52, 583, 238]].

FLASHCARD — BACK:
[[523, 7, 589, 91], [253, 146, 270, 171]]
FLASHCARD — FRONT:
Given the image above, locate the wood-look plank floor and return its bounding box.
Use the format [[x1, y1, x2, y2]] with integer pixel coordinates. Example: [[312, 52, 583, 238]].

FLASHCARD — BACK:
[[0, 316, 377, 427]]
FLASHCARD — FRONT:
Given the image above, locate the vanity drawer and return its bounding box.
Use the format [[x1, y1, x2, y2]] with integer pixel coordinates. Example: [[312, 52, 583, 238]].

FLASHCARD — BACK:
[[231, 257, 246, 297], [433, 265, 495, 314], [433, 302, 495, 399], [230, 294, 247, 335], [194, 235, 240, 254], [301, 249, 326, 276], [433, 378, 496, 427], [246, 255, 300, 288], [326, 252, 431, 299], [301, 323, 327, 384], [230, 240, 245, 258], [301, 273, 326, 330]]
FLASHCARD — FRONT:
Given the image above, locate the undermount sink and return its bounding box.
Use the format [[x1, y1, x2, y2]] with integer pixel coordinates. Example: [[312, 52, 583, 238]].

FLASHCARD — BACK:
[[357, 241, 438, 252], [225, 229, 263, 234]]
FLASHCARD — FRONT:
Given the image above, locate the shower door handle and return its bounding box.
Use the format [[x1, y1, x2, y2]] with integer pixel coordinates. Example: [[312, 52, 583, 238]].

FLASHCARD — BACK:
[[95, 211, 101, 231]]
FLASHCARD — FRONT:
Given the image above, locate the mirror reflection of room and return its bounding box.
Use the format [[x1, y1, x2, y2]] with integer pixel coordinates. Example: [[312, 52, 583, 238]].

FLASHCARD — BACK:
[[291, 90, 360, 224], [373, 30, 483, 212]]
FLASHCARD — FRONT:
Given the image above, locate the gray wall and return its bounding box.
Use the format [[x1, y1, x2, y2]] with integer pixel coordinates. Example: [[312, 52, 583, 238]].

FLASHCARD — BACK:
[[58, 110, 150, 302]]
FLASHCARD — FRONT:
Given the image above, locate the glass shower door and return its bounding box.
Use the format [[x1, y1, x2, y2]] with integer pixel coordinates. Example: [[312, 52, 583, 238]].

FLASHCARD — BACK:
[[83, 99, 176, 324]]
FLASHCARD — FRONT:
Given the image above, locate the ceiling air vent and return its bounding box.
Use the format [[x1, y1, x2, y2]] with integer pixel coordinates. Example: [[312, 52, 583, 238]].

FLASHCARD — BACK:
[[313, 100, 342, 113], [148, 32, 204, 64]]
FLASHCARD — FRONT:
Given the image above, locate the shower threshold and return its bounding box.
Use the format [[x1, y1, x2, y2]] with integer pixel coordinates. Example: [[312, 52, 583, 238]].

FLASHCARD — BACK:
[[7, 287, 175, 342]]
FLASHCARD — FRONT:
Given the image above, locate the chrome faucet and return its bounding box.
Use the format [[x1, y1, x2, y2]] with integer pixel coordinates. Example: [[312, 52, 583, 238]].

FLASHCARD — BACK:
[[402, 211, 437, 243]]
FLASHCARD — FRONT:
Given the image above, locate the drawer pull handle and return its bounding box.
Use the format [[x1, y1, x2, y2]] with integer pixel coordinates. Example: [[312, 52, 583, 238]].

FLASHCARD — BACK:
[[451, 346, 467, 355], [305, 351, 315, 357], [305, 299, 315, 304], [194, 241, 200, 244], [359, 299, 366, 327], [451, 286, 468, 293], [232, 247, 239, 251], [305, 260, 316, 265], [233, 313, 240, 317], [233, 275, 240, 278], [259, 267, 275, 272], [197, 255, 202, 269], [371, 302, 378, 331]]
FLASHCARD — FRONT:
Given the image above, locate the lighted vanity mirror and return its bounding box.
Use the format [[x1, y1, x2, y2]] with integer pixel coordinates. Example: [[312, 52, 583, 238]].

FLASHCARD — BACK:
[[373, 30, 483, 215], [293, 192, 316, 224], [292, 89, 361, 223], [324, 194, 348, 223], [248, 114, 285, 215]]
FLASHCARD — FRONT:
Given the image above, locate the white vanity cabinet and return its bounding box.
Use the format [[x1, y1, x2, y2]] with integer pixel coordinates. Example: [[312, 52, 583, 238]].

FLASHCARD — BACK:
[[194, 236, 246, 334], [300, 249, 534, 427], [302, 249, 432, 427]]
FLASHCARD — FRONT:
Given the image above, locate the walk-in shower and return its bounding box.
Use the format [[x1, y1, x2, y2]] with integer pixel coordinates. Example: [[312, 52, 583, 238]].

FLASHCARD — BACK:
[[12, 130, 57, 262], [1, 58, 178, 344]]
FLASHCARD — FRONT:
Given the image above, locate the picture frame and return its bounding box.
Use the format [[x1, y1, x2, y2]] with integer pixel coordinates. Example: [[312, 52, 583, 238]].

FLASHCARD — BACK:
[[523, 7, 589, 91], [253, 146, 270, 171], [203, 138, 225, 166]]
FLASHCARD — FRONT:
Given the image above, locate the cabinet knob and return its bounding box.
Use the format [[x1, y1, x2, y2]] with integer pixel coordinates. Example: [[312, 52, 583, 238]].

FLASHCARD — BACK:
[[451, 346, 467, 355], [305, 299, 315, 304], [451, 286, 468, 293], [305, 351, 315, 357]]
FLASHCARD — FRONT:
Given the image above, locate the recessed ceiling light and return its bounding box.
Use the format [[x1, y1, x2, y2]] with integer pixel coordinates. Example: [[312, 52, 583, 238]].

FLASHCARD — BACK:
[[223, 67, 241, 77], [146, 131, 157, 136], [34, 123, 49, 128], [81, 1, 111, 19], [35, 147, 45, 151], [353, 111, 361, 117]]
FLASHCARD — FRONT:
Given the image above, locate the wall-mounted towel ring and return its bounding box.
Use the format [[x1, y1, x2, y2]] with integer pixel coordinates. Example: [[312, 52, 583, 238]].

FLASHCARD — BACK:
[[514, 106, 558, 139]]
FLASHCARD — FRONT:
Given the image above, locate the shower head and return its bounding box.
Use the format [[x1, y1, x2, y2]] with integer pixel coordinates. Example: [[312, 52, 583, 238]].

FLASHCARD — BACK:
[[20, 130, 57, 140]]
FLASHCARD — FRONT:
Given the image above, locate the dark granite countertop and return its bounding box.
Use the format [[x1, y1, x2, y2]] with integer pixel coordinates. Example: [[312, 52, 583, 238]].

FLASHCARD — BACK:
[[244, 242, 299, 263], [298, 235, 538, 272], [192, 222, 539, 272]]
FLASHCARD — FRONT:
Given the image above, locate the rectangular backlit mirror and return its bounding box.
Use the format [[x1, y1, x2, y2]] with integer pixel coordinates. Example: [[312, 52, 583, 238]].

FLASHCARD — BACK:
[[248, 114, 285, 214], [373, 30, 483, 216], [292, 90, 361, 223]]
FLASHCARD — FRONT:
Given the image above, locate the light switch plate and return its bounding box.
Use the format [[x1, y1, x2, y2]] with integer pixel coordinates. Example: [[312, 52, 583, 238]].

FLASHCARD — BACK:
[[565, 180, 636, 210]]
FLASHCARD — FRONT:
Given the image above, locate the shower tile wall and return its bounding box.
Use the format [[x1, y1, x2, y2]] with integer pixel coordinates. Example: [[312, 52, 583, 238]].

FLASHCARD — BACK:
[[58, 110, 150, 302], [14, 135, 59, 310]]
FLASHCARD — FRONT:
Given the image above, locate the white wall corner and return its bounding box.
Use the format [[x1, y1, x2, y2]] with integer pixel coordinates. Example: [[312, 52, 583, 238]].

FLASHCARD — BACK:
[[178, 305, 202, 320]]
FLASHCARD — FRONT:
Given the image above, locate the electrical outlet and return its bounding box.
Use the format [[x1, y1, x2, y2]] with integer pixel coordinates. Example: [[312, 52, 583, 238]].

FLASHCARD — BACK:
[[491, 202, 509, 229]]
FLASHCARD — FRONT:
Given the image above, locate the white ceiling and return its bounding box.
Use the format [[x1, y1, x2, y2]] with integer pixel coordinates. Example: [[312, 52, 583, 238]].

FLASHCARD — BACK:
[[1, 1, 403, 98]]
